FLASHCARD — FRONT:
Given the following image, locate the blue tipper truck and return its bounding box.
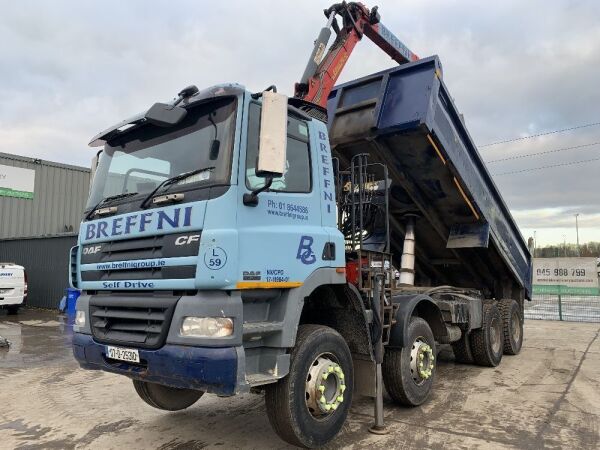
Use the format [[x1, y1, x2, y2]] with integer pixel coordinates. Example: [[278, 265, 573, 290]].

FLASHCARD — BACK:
[[71, 7, 531, 447]]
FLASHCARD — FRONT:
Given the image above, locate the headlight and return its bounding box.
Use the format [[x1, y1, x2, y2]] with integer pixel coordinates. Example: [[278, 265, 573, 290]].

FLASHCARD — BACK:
[[75, 310, 86, 327], [180, 317, 234, 338]]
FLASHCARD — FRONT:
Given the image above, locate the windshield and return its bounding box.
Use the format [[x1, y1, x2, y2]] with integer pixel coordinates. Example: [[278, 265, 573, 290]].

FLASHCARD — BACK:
[[86, 97, 237, 209]]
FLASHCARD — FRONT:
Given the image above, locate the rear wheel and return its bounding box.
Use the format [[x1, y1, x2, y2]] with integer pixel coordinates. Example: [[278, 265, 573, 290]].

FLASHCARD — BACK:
[[132, 380, 203, 411], [470, 302, 503, 367], [382, 317, 436, 406], [6, 305, 19, 315], [264, 324, 353, 448], [499, 299, 523, 355], [452, 328, 474, 364]]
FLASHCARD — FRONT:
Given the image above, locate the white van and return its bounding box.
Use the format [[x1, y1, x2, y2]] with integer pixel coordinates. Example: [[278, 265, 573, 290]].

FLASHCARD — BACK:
[[0, 263, 27, 315]]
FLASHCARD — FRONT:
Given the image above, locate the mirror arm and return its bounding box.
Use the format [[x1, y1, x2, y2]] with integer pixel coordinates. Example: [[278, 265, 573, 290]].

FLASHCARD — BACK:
[[243, 177, 274, 207], [251, 85, 277, 99]]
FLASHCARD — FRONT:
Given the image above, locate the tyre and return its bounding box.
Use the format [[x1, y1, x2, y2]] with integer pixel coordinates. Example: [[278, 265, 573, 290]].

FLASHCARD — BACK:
[[132, 380, 203, 411], [382, 317, 436, 406], [6, 305, 19, 315], [264, 324, 353, 448], [470, 301, 503, 367], [452, 329, 474, 364], [499, 299, 523, 355]]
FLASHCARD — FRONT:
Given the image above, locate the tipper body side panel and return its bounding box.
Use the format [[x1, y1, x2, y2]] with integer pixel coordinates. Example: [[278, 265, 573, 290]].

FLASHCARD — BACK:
[[327, 56, 532, 299]]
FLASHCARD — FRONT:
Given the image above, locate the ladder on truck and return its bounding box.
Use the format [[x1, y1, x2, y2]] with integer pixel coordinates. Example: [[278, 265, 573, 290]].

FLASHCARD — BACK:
[[335, 153, 396, 432], [335, 153, 397, 343]]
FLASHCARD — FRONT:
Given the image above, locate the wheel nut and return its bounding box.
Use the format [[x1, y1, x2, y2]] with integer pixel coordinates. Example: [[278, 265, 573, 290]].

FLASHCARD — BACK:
[[337, 395, 344, 402]]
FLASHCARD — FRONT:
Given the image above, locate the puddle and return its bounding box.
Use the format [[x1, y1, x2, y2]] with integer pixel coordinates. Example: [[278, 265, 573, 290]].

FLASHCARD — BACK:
[[0, 309, 75, 367]]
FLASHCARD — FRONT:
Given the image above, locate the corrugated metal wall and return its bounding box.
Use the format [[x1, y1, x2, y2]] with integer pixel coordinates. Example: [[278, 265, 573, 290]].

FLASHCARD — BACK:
[[0, 152, 90, 239], [0, 235, 77, 309]]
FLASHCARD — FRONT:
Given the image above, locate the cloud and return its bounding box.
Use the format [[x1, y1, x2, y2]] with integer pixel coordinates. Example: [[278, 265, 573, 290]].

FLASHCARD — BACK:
[[0, 0, 599, 243]]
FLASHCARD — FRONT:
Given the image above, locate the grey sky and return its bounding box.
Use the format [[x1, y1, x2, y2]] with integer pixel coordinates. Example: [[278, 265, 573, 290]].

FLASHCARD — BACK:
[[1, 0, 599, 245]]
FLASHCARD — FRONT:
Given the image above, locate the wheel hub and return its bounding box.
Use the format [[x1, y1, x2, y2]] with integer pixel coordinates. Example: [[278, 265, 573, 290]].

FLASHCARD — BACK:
[[305, 355, 346, 417], [511, 310, 521, 342], [409, 338, 435, 385], [490, 317, 502, 354]]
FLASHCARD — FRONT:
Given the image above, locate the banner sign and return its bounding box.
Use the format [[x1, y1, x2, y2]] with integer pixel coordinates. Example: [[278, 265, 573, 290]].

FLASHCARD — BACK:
[[533, 257, 599, 295], [0, 164, 35, 199]]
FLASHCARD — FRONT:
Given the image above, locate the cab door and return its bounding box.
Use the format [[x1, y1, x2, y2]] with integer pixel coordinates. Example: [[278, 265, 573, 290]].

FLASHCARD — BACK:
[[236, 101, 326, 288]]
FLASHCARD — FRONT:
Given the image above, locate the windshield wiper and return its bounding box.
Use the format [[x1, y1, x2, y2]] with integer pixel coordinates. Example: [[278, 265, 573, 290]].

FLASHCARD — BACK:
[[85, 192, 139, 220], [140, 167, 215, 209]]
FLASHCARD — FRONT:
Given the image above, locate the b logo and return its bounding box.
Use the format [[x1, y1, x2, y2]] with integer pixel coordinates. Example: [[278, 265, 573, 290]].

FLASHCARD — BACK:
[[297, 236, 316, 265]]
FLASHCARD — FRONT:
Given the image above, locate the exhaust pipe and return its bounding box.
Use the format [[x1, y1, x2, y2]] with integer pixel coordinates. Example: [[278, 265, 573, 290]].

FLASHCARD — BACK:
[[399, 215, 416, 285]]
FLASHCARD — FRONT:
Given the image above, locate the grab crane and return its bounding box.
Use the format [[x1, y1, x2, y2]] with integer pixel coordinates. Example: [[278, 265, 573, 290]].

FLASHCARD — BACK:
[[293, 1, 419, 115]]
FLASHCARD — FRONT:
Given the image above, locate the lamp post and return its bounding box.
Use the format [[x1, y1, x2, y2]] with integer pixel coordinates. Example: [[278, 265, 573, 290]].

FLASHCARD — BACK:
[[574, 214, 580, 256]]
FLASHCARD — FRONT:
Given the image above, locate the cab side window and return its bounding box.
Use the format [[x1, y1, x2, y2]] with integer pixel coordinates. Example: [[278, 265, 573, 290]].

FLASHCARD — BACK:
[[246, 102, 311, 193]]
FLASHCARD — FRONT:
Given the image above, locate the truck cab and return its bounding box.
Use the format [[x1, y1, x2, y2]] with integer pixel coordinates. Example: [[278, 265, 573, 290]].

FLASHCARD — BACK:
[[72, 84, 349, 393]]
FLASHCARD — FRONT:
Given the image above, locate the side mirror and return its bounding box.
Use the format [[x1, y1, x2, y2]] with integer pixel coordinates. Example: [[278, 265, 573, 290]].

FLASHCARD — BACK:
[[243, 91, 288, 207], [145, 102, 187, 127], [256, 91, 288, 178]]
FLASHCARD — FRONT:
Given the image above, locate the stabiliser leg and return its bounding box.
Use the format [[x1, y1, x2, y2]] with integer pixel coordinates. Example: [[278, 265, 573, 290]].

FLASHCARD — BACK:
[[369, 274, 389, 434]]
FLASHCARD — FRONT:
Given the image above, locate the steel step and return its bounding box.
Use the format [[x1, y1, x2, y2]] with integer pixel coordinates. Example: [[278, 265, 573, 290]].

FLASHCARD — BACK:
[[243, 321, 284, 336]]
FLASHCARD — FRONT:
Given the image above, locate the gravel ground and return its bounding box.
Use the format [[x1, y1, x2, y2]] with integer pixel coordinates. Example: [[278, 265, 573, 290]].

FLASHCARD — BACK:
[[0, 308, 598, 449]]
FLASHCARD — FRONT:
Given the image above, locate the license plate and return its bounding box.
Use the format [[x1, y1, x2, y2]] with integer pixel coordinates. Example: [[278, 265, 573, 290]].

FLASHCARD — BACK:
[[106, 346, 140, 363]]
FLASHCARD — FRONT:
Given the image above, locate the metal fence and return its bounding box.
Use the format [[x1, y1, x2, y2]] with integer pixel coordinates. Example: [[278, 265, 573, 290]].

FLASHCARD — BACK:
[[525, 294, 600, 323]]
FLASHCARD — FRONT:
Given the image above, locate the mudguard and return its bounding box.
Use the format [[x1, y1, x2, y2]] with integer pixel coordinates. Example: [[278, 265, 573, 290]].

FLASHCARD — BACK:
[[388, 294, 447, 348]]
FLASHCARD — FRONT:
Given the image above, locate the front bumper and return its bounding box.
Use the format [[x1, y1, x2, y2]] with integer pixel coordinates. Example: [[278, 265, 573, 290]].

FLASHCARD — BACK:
[[72, 333, 239, 396]]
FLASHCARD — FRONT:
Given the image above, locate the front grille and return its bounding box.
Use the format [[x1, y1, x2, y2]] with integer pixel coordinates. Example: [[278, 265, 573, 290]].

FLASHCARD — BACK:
[[80, 232, 201, 264], [70, 246, 79, 288], [89, 295, 179, 349], [81, 265, 196, 281]]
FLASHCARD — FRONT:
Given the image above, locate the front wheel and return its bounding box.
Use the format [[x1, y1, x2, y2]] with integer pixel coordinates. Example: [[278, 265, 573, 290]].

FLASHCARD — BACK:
[[264, 324, 353, 448], [133, 380, 203, 411], [382, 317, 436, 406]]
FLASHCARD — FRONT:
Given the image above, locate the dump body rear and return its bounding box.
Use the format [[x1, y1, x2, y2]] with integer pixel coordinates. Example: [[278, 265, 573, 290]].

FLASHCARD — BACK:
[[327, 56, 531, 300]]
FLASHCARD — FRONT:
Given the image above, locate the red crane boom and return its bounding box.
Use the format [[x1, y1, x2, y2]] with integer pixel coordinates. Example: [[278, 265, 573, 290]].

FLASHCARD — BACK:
[[293, 2, 419, 114]]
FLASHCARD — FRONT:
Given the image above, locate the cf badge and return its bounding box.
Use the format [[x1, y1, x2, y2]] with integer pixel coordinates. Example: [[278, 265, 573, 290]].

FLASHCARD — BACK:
[[175, 234, 200, 246]]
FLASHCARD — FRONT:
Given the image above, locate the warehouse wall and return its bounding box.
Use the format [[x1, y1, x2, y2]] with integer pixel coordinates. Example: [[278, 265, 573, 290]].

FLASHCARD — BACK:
[[0, 234, 77, 309], [0, 152, 90, 239]]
